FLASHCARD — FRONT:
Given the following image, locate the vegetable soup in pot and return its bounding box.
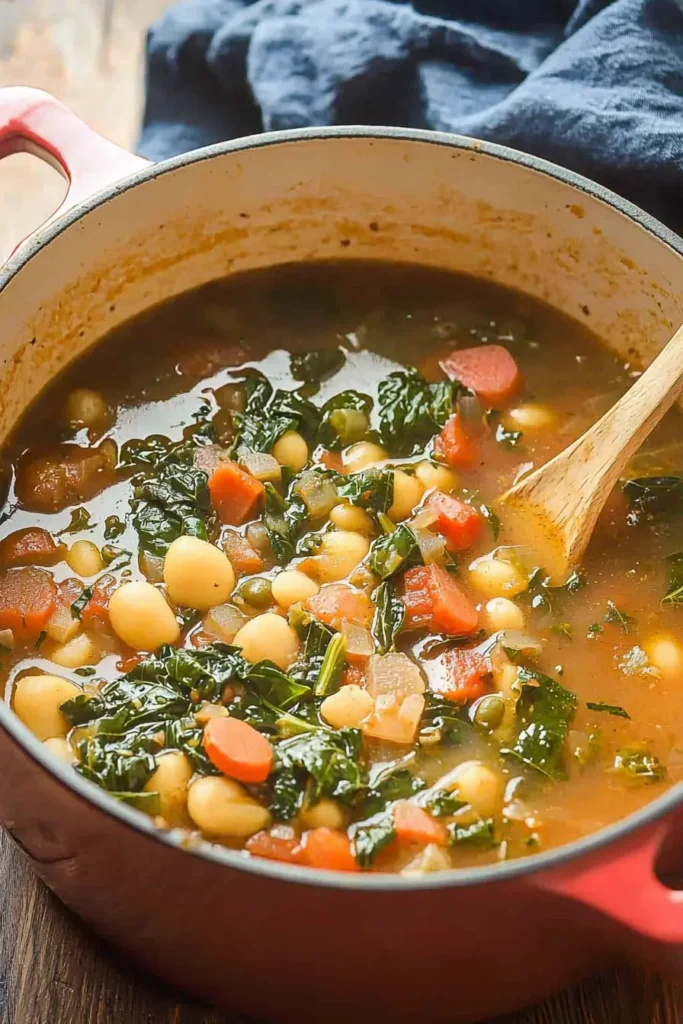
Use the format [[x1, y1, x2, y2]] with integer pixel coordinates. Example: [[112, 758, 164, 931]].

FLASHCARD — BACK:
[[2, 260, 682, 875]]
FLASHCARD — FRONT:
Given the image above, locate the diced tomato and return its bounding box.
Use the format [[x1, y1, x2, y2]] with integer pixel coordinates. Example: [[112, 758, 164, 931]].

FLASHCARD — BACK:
[[402, 564, 478, 636], [315, 449, 344, 474], [0, 527, 62, 568], [441, 345, 521, 404], [204, 716, 274, 784], [208, 461, 265, 526], [434, 647, 491, 703], [433, 413, 479, 469], [246, 830, 306, 865], [0, 567, 56, 638], [426, 491, 482, 552], [393, 801, 448, 847], [306, 584, 374, 630], [80, 573, 117, 629], [222, 529, 264, 575], [340, 663, 366, 688], [56, 576, 85, 608], [303, 827, 359, 872]]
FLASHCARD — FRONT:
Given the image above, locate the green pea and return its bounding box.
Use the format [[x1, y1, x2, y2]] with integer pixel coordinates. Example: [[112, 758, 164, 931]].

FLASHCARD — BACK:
[[473, 694, 505, 732], [238, 577, 273, 610]]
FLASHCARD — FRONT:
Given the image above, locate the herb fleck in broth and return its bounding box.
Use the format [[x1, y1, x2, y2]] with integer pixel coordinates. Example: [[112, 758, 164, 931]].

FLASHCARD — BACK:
[[2, 260, 682, 874]]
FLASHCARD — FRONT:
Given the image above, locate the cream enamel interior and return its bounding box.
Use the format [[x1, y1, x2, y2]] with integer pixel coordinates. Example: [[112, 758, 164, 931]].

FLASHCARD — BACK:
[[1, 131, 683, 445]]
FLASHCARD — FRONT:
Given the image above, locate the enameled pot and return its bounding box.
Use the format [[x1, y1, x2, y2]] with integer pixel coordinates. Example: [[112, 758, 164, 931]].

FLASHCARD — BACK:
[[1, 86, 683, 1024]]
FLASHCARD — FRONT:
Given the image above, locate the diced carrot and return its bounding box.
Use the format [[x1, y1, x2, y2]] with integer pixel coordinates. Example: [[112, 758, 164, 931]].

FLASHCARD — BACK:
[[80, 573, 117, 629], [204, 716, 274, 784], [306, 583, 374, 630], [433, 413, 479, 469], [0, 567, 56, 638], [441, 345, 521, 404], [209, 461, 265, 526], [0, 527, 62, 568], [393, 801, 448, 847], [246, 830, 306, 865], [402, 564, 478, 636], [316, 449, 344, 474], [222, 529, 264, 575], [434, 647, 491, 703], [340, 663, 366, 688], [426, 491, 482, 552], [303, 827, 359, 872]]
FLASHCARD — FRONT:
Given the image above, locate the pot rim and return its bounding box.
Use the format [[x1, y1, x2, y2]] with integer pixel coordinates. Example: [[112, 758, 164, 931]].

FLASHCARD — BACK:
[[2, 123, 683, 891]]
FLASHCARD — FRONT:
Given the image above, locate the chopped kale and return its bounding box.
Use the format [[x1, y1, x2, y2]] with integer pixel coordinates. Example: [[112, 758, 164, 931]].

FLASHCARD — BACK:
[[447, 818, 496, 848], [377, 367, 459, 456], [502, 666, 578, 780], [317, 390, 374, 450], [314, 633, 347, 696], [70, 586, 93, 620], [494, 422, 523, 449], [268, 767, 305, 820], [662, 552, 683, 605], [350, 810, 396, 868], [603, 601, 636, 634], [623, 475, 683, 526], [227, 369, 321, 458], [372, 580, 405, 655], [420, 693, 475, 746], [132, 443, 212, 557], [367, 523, 421, 580], [290, 348, 345, 384], [57, 507, 95, 535], [336, 468, 394, 513], [272, 728, 365, 809], [104, 515, 125, 540], [364, 766, 426, 817], [587, 623, 604, 639], [262, 481, 308, 564], [523, 567, 585, 614], [479, 503, 501, 541], [586, 701, 631, 720], [425, 790, 466, 817], [290, 612, 335, 688], [610, 745, 667, 784]]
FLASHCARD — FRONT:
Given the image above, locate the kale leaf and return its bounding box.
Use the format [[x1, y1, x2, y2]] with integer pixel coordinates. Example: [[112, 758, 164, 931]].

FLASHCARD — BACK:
[[377, 368, 459, 456], [603, 601, 636, 634], [290, 349, 345, 384], [272, 728, 366, 808], [364, 766, 426, 817], [623, 475, 683, 526], [426, 790, 467, 817], [229, 370, 321, 458], [662, 552, 683, 605], [367, 523, 421, 579], [132, 444, 212, 557], [317, 390, 373, 450], [586, 701, 631, 720], [447, 818, 496, 848], [336, 469, 394, 513], [349, 810, 396, 868], [502, 666, 578, 780], [420, 693, 475, 746], [372, 580, 405, 654], [262, 482, 308, 564]]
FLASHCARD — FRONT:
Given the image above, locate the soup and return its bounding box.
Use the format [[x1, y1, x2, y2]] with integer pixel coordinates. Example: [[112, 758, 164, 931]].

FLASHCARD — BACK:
[[1, 261, 681, 875]]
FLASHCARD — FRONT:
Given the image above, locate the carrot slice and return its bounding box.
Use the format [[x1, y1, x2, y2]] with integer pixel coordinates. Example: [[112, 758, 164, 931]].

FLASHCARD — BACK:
[[433, 413, 479, 469], [222, 529, 264, 575], [204, 716, 273, 784], [426, 491, 482, 552], [441, 345, 521, 404], [303, 827, 359, 872], [209, 461, 265, 526], [393, 801, 448, 847], [0, 567, 56, 638], [435, 647, 490, 703], [0, 527, 62, 568], [246, 830, 306, 865], [402, 564, 478, 636], [306, 583, 374, 630]]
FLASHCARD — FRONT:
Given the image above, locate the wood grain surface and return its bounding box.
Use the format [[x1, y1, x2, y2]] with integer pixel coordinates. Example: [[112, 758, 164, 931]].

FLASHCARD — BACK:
[[0, 2, 682, 1022]]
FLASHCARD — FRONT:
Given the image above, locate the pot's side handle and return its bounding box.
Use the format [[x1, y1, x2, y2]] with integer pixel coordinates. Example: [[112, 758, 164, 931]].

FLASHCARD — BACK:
[[0, 86, 150, 255], [532, 821, 683, 944]]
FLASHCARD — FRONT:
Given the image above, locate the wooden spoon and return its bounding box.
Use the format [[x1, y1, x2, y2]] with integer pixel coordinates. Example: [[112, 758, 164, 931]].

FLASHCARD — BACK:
[[496, 324, 683, 583]]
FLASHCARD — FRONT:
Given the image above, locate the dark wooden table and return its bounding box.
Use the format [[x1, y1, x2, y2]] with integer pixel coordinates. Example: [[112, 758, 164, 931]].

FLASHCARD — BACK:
[[1, 2, 682, 1022]]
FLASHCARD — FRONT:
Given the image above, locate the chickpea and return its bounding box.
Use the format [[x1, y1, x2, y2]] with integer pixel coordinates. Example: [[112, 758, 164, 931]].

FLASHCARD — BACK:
[[233, 612, 300, 670], [485, 597, 525, 631], [66, 540, 104, 578], [163, 536, 235, 610], [143, 751, 193, 826], [187, 776, 271, 838], [271, 570, 319, 610], [645, 636, 683, 677], [321, 684, 373, 729], [109, 581, 180, 651], [13, 674, 80, 741], [43, 736, 75, 765], [64, 388, 109, 429], [504, 404, 557, 431], [49, 632, 94, 669], [272, 430, 309, 472], [316, 531, 370, 583], [329, 503, 373, 533], [299, 798, 346, 831], [414, 460, 459, 493], [469, 555, 526, 597], [387, 470, 424, 522], [451, 760, 504, 817], [342, 441, 387, 473]]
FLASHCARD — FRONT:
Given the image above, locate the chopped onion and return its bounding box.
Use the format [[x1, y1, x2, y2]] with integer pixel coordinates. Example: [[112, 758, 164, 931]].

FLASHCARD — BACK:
[[246, 522, 272, 558], [46, 602, 80, 644], [205, 603, 248, 642], [0, 628, 14, 651], [140, 551, 164, 584], [342, 622, 375, 663], [239, 451, 282, 483], [413, 527, 446, 564], [410, 508, 438, 530], [366, 652, 426, 700], [457, 393, 485, 437], [294, 471, 338, 519]]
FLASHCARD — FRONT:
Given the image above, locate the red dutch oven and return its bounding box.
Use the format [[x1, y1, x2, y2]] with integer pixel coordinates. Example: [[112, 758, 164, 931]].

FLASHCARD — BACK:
[[1, 86, 683, 1023]]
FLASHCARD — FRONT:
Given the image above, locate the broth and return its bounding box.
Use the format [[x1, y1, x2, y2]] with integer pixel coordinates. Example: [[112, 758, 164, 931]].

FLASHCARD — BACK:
[[1, 260, 682, 875]]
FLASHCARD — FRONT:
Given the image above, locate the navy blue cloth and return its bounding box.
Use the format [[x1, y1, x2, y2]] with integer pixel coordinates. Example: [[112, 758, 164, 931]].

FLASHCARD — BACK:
[[139, 0, 683, 232]]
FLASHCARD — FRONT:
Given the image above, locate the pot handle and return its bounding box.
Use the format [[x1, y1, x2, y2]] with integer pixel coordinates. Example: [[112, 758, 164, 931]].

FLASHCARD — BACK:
[[532, 820, 683, 944], [0, 86, 150, 254]]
